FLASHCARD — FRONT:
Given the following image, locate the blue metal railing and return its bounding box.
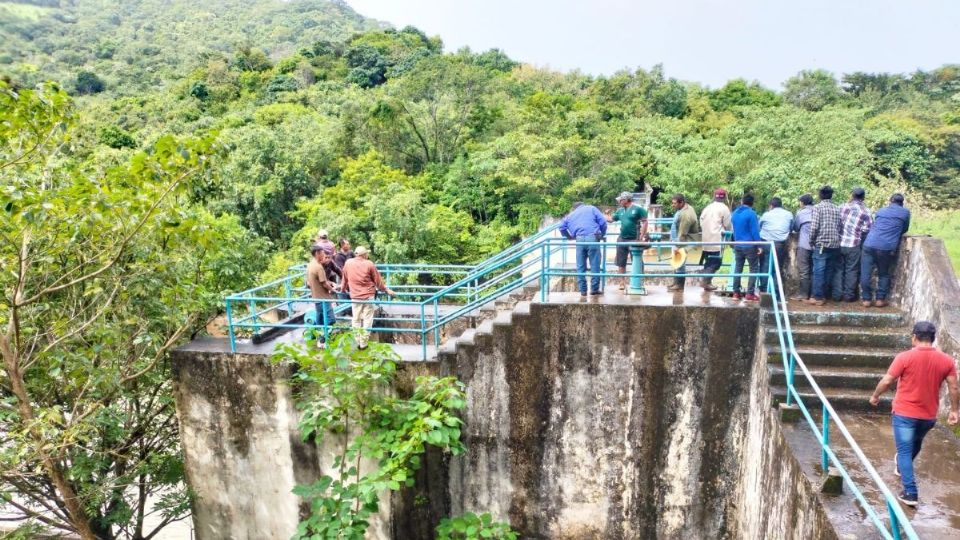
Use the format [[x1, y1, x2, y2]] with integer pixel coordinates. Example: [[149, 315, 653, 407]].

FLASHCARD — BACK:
[[765, 247, 917, 540], [225, 230, 919, 539]]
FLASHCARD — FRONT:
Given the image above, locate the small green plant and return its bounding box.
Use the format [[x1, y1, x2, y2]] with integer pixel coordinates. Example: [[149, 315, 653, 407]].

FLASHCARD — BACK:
[[436, 512, 518, 540], [274, 332, 467, 540]]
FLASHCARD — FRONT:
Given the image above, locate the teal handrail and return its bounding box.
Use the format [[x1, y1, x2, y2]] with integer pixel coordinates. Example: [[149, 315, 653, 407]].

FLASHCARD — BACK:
[[766, 248, 917, 540]]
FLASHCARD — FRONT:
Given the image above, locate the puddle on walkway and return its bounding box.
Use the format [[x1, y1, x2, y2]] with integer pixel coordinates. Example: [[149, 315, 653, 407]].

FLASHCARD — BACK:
[[785, 413, 960, 539]]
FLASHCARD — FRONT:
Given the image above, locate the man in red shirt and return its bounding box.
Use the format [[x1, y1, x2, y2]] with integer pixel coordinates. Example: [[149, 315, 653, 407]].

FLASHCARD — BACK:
[[340, 246, 395, 348], [870, 321, 959, 506]]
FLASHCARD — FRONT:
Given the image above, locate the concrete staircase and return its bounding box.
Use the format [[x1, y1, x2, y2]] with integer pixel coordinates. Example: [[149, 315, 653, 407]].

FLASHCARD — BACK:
[[762, 304, 910, 414]]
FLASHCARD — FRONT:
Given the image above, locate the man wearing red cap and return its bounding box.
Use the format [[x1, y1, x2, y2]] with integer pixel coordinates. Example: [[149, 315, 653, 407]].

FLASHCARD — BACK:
[[698, 188, 732, 291]]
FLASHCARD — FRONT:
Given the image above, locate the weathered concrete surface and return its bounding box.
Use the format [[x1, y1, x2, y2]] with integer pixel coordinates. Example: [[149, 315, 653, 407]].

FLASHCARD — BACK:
[[173, 293, 841, 539], [170, 344, 439, 540], [440, 299, 837, 539], [891, 236, 960, 417]]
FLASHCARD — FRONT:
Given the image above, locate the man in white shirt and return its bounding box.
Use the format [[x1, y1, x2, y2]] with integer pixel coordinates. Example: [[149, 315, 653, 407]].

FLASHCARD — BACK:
[[698, 188, 732, 291]]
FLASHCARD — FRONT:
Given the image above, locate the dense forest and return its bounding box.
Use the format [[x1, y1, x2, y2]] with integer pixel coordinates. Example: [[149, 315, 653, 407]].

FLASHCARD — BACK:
[[2, 0, 960, 537]]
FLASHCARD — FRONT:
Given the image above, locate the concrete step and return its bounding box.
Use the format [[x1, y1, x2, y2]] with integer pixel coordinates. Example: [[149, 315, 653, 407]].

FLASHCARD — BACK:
[[766, 345, 895, 369], [761, 309, 905, 328], [770, 385, 892, 414], [763, 325, 911, 349], [767, 364, 891, 391]]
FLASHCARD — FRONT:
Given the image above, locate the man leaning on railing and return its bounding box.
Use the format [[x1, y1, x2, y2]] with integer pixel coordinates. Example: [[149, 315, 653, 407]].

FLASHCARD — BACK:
[[341, 246, 396, 349], [558, 201, 607, 297]]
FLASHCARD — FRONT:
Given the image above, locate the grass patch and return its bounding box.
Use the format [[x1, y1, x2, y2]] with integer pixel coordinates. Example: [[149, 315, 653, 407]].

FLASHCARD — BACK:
[[913, 210, 960, 273], [0, 1, 52, 20]]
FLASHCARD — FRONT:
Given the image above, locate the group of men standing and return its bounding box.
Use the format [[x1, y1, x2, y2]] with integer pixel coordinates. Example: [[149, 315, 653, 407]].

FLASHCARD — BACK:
[[557, 185, 912, 303], [305, 230, 395, 348]]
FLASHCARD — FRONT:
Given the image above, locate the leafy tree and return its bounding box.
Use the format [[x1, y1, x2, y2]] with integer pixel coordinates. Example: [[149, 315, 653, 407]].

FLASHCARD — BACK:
[[709, 79, 781, 111], [783, 69, 842, 111], [274, 334, 467, 540], [97, 124, 137, 149], [1, 81, 265, 539], [74, 70, 104, 94]]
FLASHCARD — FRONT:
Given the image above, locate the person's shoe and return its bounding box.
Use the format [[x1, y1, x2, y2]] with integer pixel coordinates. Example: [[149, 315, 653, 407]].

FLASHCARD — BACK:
[[875, 300, 889, 308], [619, 283, 626, 291], [805, 298, 825, 306], [897, 491, 918, 507], [667, 284, 683, 292], [862, 300, 873, 308], [732, 293, 742, 300], [703, 283, 718, 291], [894, 455, 900, 477], [590, 290, 604, 296], [790, 296, 806, 301], [580, 292, 588, 297], [744, 294, 760, 302]]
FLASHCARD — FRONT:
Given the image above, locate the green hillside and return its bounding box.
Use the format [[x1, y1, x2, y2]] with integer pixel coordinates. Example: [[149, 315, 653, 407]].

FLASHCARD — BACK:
[[0, 0, 382, 93]]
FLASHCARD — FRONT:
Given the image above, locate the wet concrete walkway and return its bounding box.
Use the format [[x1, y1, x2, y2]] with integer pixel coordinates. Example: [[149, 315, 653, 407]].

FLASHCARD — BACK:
[[784, 415, 960, 539]]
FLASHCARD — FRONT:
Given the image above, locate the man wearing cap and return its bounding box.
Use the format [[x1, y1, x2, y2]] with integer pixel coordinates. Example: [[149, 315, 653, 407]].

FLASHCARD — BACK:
[[869, 321, 959, 507], [306, 245, 338, 338], [699, 188, 732, 291], [341, 246, 396, 348], [668, 193, 700, 292], [833, 187, 873, 302], [315, 229, 335, 255], [559, 201, 608, 296], [606, 192, 648, 291]]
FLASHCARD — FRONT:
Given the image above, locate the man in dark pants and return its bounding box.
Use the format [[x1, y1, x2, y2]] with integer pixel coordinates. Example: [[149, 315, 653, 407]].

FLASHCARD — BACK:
[[606, 191, 648, 291], [833, 187, 873, 302], [730, 194, 761, 301], [559, 201, 608, 296], [792, 194, 815, 301], [698, 188, 732, 291], [869, 321, 958, 507], [861, 193, 911, 307], [758, 197, 793, 295], [806, 185, 842, 306]]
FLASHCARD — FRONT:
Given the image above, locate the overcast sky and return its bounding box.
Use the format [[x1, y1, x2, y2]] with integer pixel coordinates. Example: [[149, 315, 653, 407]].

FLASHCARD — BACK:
[[345, 0, 960, 89]]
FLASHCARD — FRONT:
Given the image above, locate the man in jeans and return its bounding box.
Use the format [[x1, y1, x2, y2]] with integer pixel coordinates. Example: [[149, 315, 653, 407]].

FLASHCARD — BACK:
[[559, 201, 608, 296], [792, 194, 815, 301], [758, 197, 793, 295], [861, 193, 911, 307], [730, 194, 761, 301], [698, 188, 732, 291], [806, 185, 842, 306], [833, 187, 873, 302], [869, 321, 958, 507]]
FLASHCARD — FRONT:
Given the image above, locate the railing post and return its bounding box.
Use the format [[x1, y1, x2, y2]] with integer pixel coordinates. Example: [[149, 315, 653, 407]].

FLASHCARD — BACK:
[[887, 500, 903, 540], [226, 299, 236, 353], [822, 404, 830, 472], [786, 353, 796, 406], [284, 279, 294, 316], [420, 302, 427, 361], [433, 299, 440, 349], [248, 299, 259, 337], [322, 300, 330, 344], [541, 242, 548, 303]]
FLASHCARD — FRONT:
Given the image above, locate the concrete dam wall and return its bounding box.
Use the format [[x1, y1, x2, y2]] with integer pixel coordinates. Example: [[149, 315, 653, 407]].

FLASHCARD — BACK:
[[172, 302, 837, 539]]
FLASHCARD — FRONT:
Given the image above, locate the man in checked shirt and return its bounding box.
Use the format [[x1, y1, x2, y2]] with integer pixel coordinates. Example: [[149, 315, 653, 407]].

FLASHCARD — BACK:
[[805, 185, 842, 306], [832, 187, 873, 302]]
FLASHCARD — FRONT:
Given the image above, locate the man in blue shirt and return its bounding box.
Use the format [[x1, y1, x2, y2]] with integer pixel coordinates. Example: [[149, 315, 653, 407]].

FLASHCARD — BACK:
[[861, 193, 911, 307], [559, 201, 608, 296], [792, 194, 815, 300], [758, 197, 794, 295], [731, 194, 761, 301]]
